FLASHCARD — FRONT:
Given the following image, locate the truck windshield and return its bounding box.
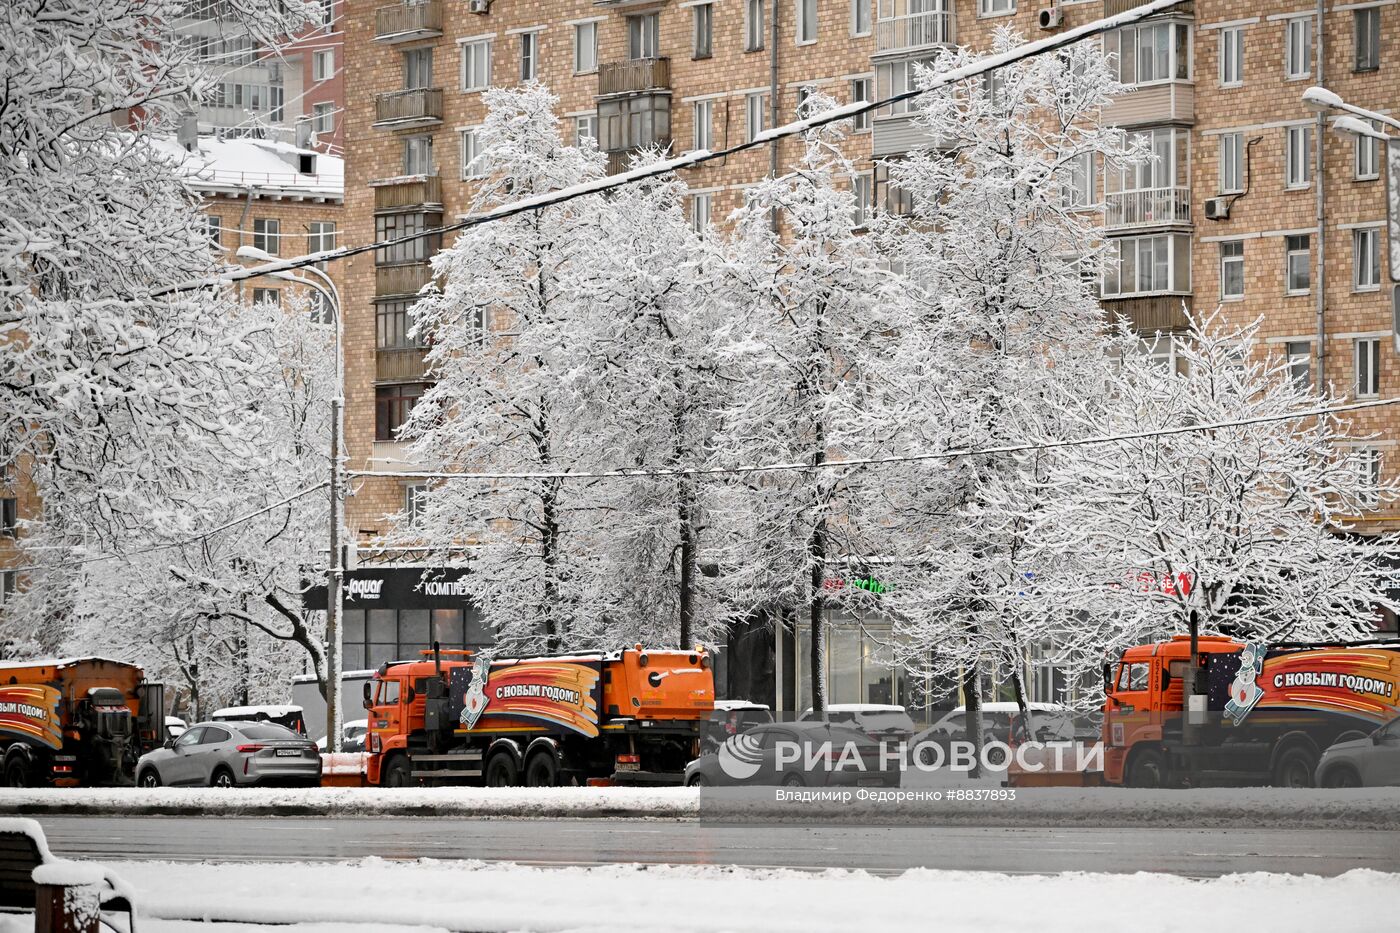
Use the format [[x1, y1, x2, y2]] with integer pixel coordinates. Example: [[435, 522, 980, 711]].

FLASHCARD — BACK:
[[1117, 662, 1150, 692], [375, 679, 400, 705]]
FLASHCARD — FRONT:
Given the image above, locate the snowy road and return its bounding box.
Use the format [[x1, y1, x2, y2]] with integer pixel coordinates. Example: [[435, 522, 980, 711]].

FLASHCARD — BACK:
[[34, 815, 1400, 877]]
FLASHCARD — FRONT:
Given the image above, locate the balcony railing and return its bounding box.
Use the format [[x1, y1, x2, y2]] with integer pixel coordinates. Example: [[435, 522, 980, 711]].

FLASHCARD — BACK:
[[377, 348, 430, 382], [373, 175, 443, 212], [373, 88, 444, 128], [1104, 186, 1192, 229], [375, 1, 442, 42], [598, 57, 671, 97], [874, 12, 954, 55], [376, 262, 435, 298], [604, 141, 672, 176]]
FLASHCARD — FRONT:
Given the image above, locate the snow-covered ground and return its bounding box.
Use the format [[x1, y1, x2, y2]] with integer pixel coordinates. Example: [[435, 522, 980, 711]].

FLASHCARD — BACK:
[[2, 859, 1396, 933], [5, 785, 1398, 829]]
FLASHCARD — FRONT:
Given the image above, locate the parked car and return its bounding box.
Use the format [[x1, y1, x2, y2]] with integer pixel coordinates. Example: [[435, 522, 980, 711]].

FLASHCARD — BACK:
[[908, 702, 1079, 767], [136, 720, 321, 788], [316, 719, 369, 753], [210, 704, 307, 736], [704, 701, 774, 752], [797, 704, 916, 745], [165, 716, 187, 738], [685, 720, 899, 788], [1315, 716, 1400, 787]]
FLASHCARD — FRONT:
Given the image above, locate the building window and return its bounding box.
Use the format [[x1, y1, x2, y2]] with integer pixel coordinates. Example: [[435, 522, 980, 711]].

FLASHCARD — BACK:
[[1104, 22, 1191, 86], [1355, 227, 1382, 291], [403, 47, 433, 89], [1061, 152, 1095, 209], [745, 0, 765, 52], [342, 606, 481, 672], [693, 3, 713, 59], [1286, 341, 1312, 390], [796, 0, 818, 44], [1356, 338, 1382, 396], [573, 22, 598, 74], [205, 215, 223, 248], [692, 100, 713, 151], [795, 84, 816, 119], [312, 48, 334, 82], [1355, 8, 1380, 72], [461, 37, 492, 90], [252, 287, 280, 306], [376, 383, 428, 442], [403, 135, 434, 176], [1219, 25, 1243, 86], [307, 221, 336, 254], [1355, 448, 1382, 507], [1285, 125, 1312, 189], [1, 497, 16, 537], [312, 102, 334, 135], [1101, 233, 1191, 297], [1219, 132, 1244, 194], [979, 0, 1015, 15], [745, 91, 769, 142], [375, 212, 441, 265], [574, 114, 598, 147], [1356, 126, 1380, 180], [519, 31, 538, 82], [851, 0, 872, 37], [460, 128, 482, 179], [1284, 16, 1311, 79], [597, 93, 671, 153], [850, 77, 872, 132], [628, 13, 659, 60], [269, 86, 285, 123], [253, 218, 280, 256], [690, 192, 712, 233], [1285, 234, 1311, 294], [1219, 240, 1245, 300], [405, 485, 426, 528], [0, 570, 15, 607], [377, 300, 424, 349], [853, 173, 873, 228]]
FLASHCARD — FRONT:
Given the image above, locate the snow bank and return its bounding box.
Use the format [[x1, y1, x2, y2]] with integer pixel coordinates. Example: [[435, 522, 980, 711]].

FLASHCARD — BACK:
[[109, 859, 1400, 933]]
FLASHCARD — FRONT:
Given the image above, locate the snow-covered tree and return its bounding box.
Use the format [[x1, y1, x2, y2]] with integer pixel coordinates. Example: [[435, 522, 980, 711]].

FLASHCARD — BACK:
[[872, 30, 1134, 748]]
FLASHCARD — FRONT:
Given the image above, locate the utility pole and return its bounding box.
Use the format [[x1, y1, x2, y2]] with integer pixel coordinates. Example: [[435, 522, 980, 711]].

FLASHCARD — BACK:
[[326, 395, 344, 753]]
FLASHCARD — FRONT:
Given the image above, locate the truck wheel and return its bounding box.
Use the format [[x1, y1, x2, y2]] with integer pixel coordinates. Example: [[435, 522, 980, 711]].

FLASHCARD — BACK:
[[4, 756, 30, 788], [1321, 764, 1361, 788], [138, 768, 162, 788], [210, 767, 236, 788], [382, 755, 413, 788], [484, 751, 520, 787], [1272, 747, 1317, 788], [524, 750, 559, 787], [1125, 748, 1167, 788]]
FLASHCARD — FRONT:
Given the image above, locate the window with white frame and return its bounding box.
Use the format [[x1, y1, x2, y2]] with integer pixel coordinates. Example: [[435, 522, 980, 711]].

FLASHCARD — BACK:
[[205, 214, 223, 248], [795, 84, 815, 118], [796, 0, 818, 44], [693, 99, 713, 151], [1140, 333, 1187, 373], [979, 0, 1014, 16], [403, 134, 433, 175], [574, 22, 598, 74], [405, 484, 426, 527], [461, 38, 492, 91], [690, 192, 712, 233], [1356, 337, 1381, 396], [852, 0, 872, 37], [312, 102, 334, 134], [745, 0, 765, 51], [746, 91, 769, 142], [875, 56, 938, 116], [1061, 151, 1095, 209], [1285, 234, 1311, 294], [850, 77, 872, 131], [1285, 125, 1312, 188], [693, 3, 713, 58], [253, 217, 280, 256], [1104, 21, 1191, 85], [574, 113, 597, 147], [252, 287, 281, 306], [628, 13, 659, 59], [1219, 25, 1243, 86], [1285, 16, 1311, 79], [307, 220, 336, 254], [313, 48, 334, 82], [1355, 7, 1380, 72], [1101, 233, 1191, 297], [1356, 124, 1380, 180], [1286, 340, 1312, 390], [1219, 132, 1244, 194], [519, 31, 538, 82], [0, 570, 15, 608], [1354, 448, 1382, 507], [1219, 240, 1244, 300], [853, 173, 873, 228], [460, 128, 483, 179], [403, 47, 433, 89], [1355, 227, 1382, 290]]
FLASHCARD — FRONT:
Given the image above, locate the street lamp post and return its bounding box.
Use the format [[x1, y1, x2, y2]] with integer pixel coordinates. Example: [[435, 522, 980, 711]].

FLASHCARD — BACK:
[[237, 246, 346, 753]]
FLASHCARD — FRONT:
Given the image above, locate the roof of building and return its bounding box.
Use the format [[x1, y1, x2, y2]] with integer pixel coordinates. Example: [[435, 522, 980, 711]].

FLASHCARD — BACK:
[[150, 135, 344, 202]]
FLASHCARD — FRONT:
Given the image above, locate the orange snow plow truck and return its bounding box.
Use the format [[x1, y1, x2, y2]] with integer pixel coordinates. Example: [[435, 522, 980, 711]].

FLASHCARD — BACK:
[[0, 657, 166, 787], [363, 644, 714, 786]]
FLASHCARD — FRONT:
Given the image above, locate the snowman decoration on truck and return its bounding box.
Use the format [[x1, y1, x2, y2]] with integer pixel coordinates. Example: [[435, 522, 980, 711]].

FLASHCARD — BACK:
[[1223, 642, 1268, 725]]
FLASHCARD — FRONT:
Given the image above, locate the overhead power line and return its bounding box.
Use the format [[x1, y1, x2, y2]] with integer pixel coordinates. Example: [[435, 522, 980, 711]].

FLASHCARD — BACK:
[[153, 0, 1189, 296], [353, 396, 1400, 483]]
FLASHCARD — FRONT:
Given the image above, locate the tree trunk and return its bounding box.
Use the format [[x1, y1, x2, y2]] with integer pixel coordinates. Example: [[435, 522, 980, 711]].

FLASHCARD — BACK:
[[539, 476, 562, 653], [1010, 660, 1032, 743], [962, 663, 983, 779], [677, 476, 696, 650], [808, 514, 828, 714]]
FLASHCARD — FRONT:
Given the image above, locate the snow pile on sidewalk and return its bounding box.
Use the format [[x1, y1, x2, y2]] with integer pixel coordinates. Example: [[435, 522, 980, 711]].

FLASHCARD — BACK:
[[106, 859, 1400, 933]]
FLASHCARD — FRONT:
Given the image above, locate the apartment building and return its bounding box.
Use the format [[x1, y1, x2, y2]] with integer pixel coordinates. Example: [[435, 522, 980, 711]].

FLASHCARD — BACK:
[[337, 0, 1398, 710]]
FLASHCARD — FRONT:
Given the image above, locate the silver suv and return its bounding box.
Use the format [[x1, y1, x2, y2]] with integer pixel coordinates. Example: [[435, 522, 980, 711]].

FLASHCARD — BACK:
[[136, 720, 321, 788]]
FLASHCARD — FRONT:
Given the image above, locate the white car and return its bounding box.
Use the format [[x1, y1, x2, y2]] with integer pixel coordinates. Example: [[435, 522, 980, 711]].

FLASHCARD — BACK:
[[210, 704, 307, 736], [798, 704, 916, 743], [165, 716, 187, 738], [316, 719, 369, 753]]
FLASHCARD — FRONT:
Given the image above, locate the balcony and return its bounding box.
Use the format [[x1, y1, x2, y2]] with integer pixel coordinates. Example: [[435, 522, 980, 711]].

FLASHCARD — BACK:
[[373, 88, 444, 129], [874, 12, 954, 57], [374, 1, 442, 43], [1101, 295, 1192, 334], [1103, 82, 1194, 127], [373, 175, 443, 212], [1105, 0, 1193, 15], [598, 57, 671, 97], [377, 347, 431, 382], [376, 262, 435, 298], [1104, 186, 1192, 230]]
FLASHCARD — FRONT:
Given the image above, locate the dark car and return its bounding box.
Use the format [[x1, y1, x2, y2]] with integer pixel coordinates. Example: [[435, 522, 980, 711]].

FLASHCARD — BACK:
[[684, 721, 900, 788]]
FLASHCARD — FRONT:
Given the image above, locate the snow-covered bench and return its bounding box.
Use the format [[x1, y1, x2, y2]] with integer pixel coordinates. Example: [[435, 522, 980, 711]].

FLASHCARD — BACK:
[[0, 818, 136, 932]]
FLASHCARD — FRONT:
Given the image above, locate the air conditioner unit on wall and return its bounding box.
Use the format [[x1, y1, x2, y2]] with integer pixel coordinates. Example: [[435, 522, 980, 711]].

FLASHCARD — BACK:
[[1038, 6, 1062, 29], [1204, 197, 1232, 220], [468, 0, 489, 13]]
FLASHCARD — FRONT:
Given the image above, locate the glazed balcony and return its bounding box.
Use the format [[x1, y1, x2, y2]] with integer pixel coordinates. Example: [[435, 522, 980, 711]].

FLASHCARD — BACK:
[[1103, 186, 1192, 229]]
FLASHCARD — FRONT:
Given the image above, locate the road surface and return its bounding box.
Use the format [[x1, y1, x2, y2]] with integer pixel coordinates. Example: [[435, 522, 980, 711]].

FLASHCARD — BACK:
[[33, 815, 1400, 876]]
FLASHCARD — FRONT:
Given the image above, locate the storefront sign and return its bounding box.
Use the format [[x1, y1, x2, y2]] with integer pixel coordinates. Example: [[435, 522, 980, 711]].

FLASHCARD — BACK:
[[303, 567, 472, 610], [822, 576, 889, 595]]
